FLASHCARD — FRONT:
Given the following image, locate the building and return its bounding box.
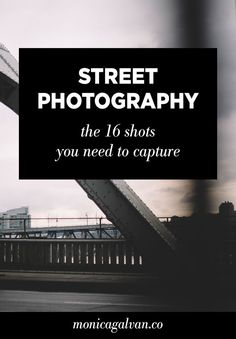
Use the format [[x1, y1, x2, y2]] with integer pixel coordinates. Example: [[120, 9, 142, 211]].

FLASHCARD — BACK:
[[218, 201, 236, 217], [0, 207, 31, 230]]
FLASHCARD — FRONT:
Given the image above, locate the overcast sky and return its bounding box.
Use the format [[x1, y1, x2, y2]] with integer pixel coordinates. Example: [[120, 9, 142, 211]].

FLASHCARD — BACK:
[[0, 0, 235, 223]]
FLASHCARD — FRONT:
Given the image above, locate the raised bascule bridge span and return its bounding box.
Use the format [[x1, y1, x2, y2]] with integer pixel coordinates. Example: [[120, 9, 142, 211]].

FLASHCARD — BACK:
[[0, 44, 177, 274]]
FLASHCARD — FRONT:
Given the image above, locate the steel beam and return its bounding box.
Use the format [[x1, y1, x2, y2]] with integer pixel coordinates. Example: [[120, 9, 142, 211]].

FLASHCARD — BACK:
[[77, 180, 177, 266], [0, 44, 19, 113]]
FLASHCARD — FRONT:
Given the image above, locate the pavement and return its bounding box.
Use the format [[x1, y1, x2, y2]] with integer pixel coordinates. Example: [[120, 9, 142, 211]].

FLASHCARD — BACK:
[[1, 270, 236, 311], [0, 270, 160, 294], [0, 270, 179, 312], [0, 289, 176, 312]]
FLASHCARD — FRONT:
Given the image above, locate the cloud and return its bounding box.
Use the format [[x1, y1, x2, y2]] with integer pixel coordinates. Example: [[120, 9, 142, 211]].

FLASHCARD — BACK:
[[127, 180, 192, 216]]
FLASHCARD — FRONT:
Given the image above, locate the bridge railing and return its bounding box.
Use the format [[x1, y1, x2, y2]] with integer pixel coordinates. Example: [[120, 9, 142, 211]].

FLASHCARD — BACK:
[[0, 239, 143, 273], [1, 237, 236, 275]]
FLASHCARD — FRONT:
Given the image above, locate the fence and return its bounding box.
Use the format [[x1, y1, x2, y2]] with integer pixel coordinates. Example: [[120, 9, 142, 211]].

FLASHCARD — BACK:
[[0, 239, 143, 273], [1, 238, 236, 275]]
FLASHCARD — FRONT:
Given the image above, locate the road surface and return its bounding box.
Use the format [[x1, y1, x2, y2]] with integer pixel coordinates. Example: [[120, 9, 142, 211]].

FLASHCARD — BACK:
[[0, 290, 176, 312]]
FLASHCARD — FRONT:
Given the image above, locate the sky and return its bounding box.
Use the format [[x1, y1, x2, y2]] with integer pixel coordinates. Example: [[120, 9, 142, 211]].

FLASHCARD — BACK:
[[0, 0, 235, 221]]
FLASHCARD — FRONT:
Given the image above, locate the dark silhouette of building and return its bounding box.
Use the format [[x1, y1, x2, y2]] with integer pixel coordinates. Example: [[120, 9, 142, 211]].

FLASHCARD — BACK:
[[219, 201, 235, 216]]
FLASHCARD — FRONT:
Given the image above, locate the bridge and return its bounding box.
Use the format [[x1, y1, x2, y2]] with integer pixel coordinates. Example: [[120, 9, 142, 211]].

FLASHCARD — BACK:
[[0, 216, 172, 239], [0, 217, 122, 239], [0, 43, 177, 272], [0, 224, 121, 239]]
